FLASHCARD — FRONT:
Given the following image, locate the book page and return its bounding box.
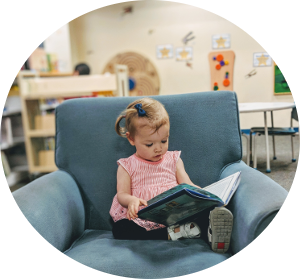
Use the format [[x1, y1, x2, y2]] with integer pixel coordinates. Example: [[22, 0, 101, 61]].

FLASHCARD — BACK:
[[203, 172, 241, 204], [224, 174, 241, 205], [203, 176, 233, 202]]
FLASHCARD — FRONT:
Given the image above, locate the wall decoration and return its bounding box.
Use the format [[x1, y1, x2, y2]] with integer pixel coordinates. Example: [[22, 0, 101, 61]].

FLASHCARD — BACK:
[[212, 34, 230, 49], [119, 6, 133, 20], [186, 62, 193, 69], [274, 63, 291, 95], [208, 50, 235, 91], [182, 31, 195, 45], [122, 6, 133, 15], [156, 45, 173, 59], [253, 52, 272, 67], [103, 51, 160, 96], [176, 47, 193, 61], [245, 69, 257, 79]]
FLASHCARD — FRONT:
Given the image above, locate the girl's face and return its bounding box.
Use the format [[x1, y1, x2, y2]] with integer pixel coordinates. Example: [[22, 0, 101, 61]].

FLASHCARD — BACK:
[[126, 121, 169, 162]]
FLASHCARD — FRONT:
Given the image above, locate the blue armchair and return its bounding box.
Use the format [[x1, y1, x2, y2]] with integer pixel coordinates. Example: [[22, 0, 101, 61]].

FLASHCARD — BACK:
[[12, 91, 288, 278]]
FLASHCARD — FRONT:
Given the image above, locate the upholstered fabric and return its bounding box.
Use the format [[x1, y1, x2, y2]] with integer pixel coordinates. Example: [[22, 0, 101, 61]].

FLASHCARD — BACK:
[[12, 91, 288, 277], [55, 91, 242, 230], [64, 229, 231, 278], [12, 171, 85, 252]]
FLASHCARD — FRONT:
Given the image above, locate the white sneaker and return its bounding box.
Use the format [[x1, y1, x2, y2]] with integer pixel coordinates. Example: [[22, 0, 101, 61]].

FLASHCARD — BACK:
[[168, 222, 201, 241]]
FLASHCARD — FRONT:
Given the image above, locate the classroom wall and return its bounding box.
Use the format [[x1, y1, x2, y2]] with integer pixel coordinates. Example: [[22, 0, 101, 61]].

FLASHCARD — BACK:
[[68, 1, 296, 129], [44, 24, 72, 73]]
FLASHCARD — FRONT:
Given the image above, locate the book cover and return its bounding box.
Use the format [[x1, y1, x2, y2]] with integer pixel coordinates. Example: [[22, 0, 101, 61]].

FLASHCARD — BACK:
[[138, 184, 224, 226], [138, 172, 241, 226]]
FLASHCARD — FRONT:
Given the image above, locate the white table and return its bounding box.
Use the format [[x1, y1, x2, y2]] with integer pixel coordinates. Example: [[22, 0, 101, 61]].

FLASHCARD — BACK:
[[239, 102, 295, 172]]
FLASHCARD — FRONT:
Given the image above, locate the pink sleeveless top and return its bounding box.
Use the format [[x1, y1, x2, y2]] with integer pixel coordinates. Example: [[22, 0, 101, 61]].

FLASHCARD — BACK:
[[109, 151, 181, 231]]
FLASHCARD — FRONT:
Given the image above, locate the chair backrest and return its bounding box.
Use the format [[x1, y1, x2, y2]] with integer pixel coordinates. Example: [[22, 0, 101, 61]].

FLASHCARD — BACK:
[[55, 91, 242, 230]]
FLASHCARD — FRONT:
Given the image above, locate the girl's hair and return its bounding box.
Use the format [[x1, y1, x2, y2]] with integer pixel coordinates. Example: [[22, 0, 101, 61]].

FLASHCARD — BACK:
[[115, 98, 169, 138]]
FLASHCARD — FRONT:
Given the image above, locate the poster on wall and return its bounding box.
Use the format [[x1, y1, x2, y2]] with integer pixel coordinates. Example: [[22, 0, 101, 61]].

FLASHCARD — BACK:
[[208, 50, 235, 91], [212, 34, 230, 49], [176, 47, 193, 61], [274, 63, 291, 95], [156, 45, 173, 59], [253, 52, 272, 67]]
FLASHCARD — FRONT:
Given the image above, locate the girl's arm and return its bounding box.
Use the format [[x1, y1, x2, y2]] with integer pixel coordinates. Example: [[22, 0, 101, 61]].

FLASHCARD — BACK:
[[176, 158, 201, 188], [116, 165, 147, 220]]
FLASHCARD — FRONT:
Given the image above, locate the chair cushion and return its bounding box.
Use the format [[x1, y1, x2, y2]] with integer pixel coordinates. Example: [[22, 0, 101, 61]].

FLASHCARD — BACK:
[[250, 127, 296, 135], [64, 229, 231, 278]]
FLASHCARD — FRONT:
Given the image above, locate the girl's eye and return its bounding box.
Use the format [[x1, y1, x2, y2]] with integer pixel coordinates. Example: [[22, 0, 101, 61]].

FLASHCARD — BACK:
[[146, 143, 153, 147], [162, 140, 167, 144]]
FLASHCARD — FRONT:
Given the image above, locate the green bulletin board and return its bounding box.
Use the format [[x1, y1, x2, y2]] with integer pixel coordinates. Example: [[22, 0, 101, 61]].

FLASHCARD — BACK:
[[274, 63, 291, 95]]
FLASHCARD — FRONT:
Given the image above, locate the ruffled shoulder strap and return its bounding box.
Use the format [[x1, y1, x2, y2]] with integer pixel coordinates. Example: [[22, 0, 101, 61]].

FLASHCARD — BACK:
[[117, 155, 135, 176]]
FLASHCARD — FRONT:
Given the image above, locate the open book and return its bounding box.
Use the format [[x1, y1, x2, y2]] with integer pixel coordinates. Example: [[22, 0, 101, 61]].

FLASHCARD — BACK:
[[138, 171, 241, 226]]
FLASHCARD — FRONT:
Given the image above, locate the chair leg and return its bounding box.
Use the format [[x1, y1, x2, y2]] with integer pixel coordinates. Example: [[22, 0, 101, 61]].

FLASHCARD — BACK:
[[271, 111, 276, 160], [253, 134, 258, 169], [250, 131, 253, 165], [291, 135, 296, 162], [246, 135, 250, 166], [272, 135, 276, 160], [242, 133, 250, 166]]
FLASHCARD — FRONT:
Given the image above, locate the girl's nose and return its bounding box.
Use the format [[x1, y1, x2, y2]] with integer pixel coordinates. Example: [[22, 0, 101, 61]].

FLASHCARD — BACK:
[[155, 143, 162, 152]]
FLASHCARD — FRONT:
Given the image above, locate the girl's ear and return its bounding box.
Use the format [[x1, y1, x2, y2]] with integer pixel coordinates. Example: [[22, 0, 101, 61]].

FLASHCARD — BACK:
[[126, 132, 135, 146]]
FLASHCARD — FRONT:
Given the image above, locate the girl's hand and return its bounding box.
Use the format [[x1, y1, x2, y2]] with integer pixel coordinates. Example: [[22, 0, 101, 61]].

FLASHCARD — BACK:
[[127, 197, 148, 220]]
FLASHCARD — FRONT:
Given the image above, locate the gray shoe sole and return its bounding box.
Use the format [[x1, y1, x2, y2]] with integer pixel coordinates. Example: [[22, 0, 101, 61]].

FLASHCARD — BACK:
[[208, 207, 233, 253]]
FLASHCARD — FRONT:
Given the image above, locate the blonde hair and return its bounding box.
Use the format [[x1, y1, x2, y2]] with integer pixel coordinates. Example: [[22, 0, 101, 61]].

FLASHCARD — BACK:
[[115, 98, 169, 138]]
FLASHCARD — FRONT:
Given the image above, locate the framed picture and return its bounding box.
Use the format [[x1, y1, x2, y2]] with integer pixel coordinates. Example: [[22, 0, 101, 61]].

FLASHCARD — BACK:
[[274, 63, 291, 95], [156, 45, 173, 59], [212, 34, 230, 49], [176, 47, 193, 61], [253, 52, 272, 67]]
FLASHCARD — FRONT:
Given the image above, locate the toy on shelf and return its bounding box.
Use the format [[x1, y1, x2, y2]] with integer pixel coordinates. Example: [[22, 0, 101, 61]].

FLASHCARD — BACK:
[[209, 50, 235, 91]]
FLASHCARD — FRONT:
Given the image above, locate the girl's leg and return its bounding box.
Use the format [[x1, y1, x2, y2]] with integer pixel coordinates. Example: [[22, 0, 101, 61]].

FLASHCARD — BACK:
[[112, 219, 169, 240], [193, 207, 211, 243]]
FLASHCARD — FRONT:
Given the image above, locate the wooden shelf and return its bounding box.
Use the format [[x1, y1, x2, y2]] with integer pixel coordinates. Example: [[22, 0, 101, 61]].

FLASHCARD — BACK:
[[39, 72, 72, 77], [18, 71, 72, 77], [28, 129, 55, 137], [18, 73, 119, 174], [19, 74, 116, 98], [30, 165, 58, 173], [23, 91, 98, 99]]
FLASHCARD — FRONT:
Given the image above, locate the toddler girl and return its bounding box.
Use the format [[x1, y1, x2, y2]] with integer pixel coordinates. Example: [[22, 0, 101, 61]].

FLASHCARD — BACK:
[[109, 98, 233, 252]]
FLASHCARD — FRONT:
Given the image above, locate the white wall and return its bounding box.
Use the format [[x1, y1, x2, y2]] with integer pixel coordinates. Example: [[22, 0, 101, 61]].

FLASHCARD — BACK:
[[44, 24, 72, 73], [68, 1, 296, 129]]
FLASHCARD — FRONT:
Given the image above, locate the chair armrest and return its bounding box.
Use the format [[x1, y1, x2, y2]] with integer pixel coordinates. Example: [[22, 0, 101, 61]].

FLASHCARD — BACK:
[[220, 161, 288, 254], [12, 170, 85, 252]]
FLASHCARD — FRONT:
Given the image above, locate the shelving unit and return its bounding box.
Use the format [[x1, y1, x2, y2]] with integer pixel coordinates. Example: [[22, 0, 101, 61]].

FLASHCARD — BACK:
[[1, 96, 28, 187], [18, 70, 125, 175]]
